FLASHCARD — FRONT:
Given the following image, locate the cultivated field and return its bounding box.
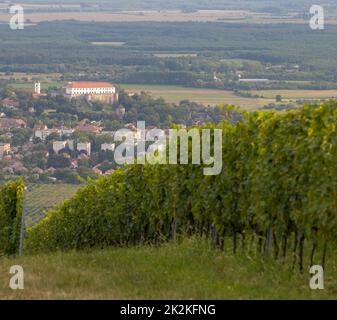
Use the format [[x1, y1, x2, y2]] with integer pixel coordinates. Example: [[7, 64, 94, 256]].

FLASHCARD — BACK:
[[121, 84, 270, 109], [25, 183, 81, 211], [0, 9, 330, 24], [25, 183, 81, 227], [251, 89, 337, 100], [121, 84, 337, 108]]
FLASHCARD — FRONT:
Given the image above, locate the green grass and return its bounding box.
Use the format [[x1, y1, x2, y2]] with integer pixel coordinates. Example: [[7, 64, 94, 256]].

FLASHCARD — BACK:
[[1, 239, 336, 299], [9, 81, 62, 90]]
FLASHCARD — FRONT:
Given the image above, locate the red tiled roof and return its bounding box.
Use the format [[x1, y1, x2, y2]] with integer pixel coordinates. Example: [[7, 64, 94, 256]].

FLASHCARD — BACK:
[[1, 98, 19, 107], [0, 118, 26, 128], [64, 82, 114, 88], [75, 122, 102, 133]]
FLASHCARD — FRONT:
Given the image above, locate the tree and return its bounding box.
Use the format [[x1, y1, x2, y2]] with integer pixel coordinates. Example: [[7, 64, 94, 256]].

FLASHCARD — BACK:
[[276, 95, 282, 102], [11, 128, 33, 147], [47, 154, 71, 169], [54, 168, 79, 184]]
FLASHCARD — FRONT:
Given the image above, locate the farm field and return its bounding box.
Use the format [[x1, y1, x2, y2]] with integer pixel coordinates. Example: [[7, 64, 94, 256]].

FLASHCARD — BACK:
[[120, 84, 271, 109], [0, 9, 334, 24], [250, 89, 337, 100], [1, 239, 336, 300], [0, 10, 277, 23], [25, 184, 81, 227], [122, 84, 337, 108], [25, 183, 81, 211]]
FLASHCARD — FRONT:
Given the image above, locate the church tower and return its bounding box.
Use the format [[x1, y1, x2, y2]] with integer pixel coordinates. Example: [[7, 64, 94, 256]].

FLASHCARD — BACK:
[[34, 82, 41, 95]]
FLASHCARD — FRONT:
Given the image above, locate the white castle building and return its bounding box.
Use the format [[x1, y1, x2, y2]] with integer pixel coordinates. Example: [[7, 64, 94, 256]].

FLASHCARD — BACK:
[[63, 82, 118, 104]]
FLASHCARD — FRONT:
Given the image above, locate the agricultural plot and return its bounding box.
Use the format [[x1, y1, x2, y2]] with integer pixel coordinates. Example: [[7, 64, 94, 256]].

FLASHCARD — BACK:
[[24, 184, 81, 227], [250, 89, 337, 101], [121, 84, 337, 109], [0, 9, 326, 24], [121, 84, 270, 109]]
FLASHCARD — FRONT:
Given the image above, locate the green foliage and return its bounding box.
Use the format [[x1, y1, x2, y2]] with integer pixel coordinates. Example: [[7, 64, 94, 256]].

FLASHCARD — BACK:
[[0, 178, 24, 256], [26, 102, 337, 271]]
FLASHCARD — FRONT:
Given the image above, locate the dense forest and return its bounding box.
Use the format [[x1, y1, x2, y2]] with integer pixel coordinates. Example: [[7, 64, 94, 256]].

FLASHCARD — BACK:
[[1, 20, 337, 89]]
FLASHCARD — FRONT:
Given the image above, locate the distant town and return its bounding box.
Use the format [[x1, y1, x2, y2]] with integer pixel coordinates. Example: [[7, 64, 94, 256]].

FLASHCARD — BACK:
[[0, 81, 234, 184]]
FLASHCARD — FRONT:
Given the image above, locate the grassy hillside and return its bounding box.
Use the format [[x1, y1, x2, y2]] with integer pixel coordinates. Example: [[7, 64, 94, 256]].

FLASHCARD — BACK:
[[1, 239, 336, 300]]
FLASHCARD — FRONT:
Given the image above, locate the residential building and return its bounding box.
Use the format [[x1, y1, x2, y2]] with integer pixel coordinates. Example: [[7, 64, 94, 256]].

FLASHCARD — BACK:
[[0, 143, 10, 159], [77, 142, 91, 156], [34, 125, 75, 141], [0, 98, 19, 109], [0, 118, 26, 130], [76, 119, 102, 134], [101, 143, 115, 152], [53, 140, 74, 154]]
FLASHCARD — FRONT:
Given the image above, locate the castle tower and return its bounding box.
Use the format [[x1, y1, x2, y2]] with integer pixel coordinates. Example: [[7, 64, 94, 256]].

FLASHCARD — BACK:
[[34, 82, 41, 95]]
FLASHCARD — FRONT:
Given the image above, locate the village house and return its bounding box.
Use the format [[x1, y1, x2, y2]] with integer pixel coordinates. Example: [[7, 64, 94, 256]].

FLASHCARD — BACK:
[[34, 124, 75, 141], [52, 140, 74, 154], [9, 161, 28, 174], [77, 142, 91, 156], [75, 119, 103, 134], [0, 98, 20, 109], [101, 143, 115, 152], [0, 118, 26, 130], [32, 167, 44, 175], [0, 143, 10, 159]]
